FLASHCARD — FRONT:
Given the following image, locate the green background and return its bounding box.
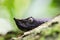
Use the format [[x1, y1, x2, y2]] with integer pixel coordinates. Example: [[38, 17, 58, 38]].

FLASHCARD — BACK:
[[0, 0, 60, 40]]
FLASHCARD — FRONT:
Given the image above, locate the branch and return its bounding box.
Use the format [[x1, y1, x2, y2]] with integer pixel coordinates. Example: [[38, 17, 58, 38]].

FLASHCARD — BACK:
[[11, 15, 60, 40]]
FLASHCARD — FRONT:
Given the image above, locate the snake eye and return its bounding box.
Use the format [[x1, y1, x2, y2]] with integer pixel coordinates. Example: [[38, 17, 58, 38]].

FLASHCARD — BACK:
[[28, 18, 33, 23]]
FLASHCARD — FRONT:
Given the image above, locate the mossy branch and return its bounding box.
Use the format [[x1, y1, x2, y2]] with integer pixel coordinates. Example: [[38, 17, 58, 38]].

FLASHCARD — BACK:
[[11, 15, 60, 40]]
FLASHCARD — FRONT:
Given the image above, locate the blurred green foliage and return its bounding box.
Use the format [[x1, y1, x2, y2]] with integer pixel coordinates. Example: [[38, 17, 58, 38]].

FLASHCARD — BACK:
[[51, 0, 60, 7], [0, 0, 60, 40]]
